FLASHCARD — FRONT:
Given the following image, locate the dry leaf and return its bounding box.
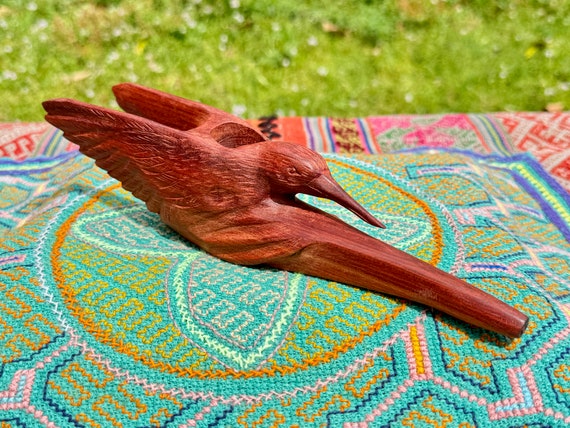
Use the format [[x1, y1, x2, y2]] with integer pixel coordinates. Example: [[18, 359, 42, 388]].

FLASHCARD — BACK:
[[0, 6, 12, 17], [63, 70, 92, 83], [546, 102, 564, 113], [322, 21, 340, 33]]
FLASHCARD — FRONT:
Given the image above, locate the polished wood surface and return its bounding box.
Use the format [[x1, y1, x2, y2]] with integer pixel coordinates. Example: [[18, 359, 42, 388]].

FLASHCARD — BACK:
[[43, 83, 528, 338]]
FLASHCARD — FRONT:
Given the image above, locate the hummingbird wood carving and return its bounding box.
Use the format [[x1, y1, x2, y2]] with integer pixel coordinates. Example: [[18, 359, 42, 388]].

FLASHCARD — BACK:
[[43, 83, 528, 338]]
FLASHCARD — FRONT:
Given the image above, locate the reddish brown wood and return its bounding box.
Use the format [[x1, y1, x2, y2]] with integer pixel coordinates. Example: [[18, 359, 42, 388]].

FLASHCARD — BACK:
[[43, 83, 529, 338]]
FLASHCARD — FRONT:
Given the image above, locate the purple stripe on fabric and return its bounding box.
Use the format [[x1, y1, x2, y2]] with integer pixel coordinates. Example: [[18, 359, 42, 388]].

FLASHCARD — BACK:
[[511, 165, 570, 242], [356, 118, 372, 154], [303, 117, 315, 151]]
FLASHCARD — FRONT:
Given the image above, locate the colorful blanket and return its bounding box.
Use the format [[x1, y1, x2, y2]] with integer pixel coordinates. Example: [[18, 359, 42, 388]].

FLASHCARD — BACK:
[[1, 115, 570, 427], [3, 112, 569, 191]]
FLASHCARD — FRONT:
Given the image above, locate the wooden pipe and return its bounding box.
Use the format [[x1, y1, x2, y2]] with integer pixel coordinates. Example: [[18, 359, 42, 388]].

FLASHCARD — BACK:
[[42, 83, 529, 338]]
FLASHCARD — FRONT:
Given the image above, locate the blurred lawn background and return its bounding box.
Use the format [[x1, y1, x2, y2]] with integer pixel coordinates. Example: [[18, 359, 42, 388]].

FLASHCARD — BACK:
[[1, 0, 569, 121]]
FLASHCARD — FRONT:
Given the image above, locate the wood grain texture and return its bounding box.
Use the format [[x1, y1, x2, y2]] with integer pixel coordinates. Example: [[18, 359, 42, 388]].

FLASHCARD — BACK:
[[43, 83, 528, 338]]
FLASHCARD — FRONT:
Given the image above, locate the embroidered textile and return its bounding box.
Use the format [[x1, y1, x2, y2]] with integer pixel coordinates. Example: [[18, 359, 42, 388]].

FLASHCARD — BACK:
[[1, 142, 569, 426], [7, 112, 568, 192]]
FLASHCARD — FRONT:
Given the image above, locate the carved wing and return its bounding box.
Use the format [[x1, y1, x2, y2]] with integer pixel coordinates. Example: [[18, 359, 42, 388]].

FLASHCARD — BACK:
[[112, 83, 267, 148], [43, 98, 214, 214]]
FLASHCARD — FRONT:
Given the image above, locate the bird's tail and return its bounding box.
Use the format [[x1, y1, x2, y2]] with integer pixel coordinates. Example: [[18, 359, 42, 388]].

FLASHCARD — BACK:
[[112, 83, 212, 131], [112, 83, 267, 147], [270, 228, 528, 338]]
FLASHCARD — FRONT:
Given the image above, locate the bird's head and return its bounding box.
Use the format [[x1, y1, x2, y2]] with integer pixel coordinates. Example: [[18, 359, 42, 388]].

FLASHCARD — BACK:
[[260, 142, 385, 228]]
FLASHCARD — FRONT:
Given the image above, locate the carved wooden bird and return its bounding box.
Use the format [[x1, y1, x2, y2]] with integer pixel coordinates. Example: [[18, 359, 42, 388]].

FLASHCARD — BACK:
[[43, 83, 528, 338]]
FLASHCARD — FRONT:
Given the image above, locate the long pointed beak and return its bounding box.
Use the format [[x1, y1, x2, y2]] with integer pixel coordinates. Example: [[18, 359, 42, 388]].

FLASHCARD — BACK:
[[306, 174, 386, 228]]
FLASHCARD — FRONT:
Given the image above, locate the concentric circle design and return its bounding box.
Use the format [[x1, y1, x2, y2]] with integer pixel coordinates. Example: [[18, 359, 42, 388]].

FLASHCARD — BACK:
[[38, 156, 460, 390]]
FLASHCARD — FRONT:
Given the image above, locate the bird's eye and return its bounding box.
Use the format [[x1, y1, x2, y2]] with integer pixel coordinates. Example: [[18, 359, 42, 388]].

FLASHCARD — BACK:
[[287, 167, 300, 176]]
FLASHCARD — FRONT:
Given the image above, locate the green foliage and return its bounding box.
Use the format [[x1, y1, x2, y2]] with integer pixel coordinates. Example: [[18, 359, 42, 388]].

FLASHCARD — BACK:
[[1, 0, 569, 121]]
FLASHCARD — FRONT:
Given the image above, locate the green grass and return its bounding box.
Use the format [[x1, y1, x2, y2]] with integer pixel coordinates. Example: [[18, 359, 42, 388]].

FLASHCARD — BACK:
[[1, 0, 569, 121]]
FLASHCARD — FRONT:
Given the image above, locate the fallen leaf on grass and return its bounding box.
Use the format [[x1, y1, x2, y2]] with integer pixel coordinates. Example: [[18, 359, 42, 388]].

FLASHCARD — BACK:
[[546, 102, 564, 113], [63, 70, 92, 83], [0, 6, 12, 17]]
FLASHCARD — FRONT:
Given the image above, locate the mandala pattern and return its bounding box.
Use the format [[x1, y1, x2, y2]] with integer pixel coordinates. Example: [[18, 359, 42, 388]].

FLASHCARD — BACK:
[[1, 140, 570, 426]]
